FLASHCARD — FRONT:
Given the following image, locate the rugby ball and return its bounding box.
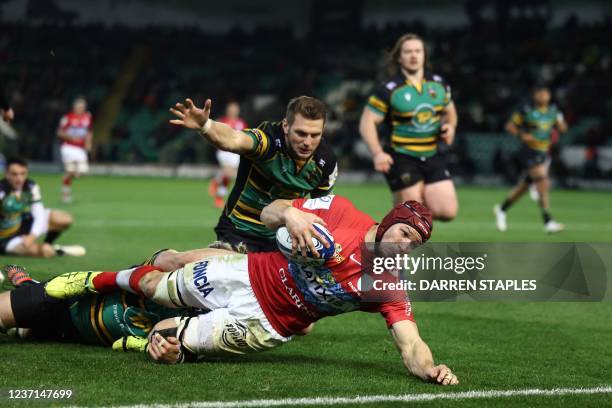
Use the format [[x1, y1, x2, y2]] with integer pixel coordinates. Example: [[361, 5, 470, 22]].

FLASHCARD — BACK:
[[276, 223, 335, 265]]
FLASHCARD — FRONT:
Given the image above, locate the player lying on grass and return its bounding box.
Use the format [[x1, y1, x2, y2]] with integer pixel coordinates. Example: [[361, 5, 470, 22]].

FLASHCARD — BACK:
[[0, 157, 85, 257], [0, 265, 185, 347], [44, 195, 458, 385]]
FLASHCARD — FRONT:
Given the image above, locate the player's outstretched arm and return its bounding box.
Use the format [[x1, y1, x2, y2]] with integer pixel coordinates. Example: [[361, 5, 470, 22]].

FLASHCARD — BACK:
[[169, 98, 254, 154], [261, 199, 329, 257], [390, 320, 459, 385]]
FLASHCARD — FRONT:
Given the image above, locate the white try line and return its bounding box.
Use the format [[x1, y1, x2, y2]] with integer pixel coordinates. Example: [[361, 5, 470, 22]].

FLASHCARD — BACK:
[[98, 386, 612, 408]]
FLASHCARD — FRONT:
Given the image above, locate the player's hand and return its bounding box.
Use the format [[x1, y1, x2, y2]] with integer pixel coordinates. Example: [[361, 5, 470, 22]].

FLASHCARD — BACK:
[[373, 151, 394, 173], [426, 364, 459, 386], [440, 123, 456, 145], [148, 333, 181, 364], [169, 98, 211, 130], [520, 132, 536, 144], [284, 207, 329, 258]]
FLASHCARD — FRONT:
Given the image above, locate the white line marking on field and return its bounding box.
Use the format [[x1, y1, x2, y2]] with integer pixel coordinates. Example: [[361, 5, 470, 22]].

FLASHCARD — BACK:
[[95, 386, 612, 408]]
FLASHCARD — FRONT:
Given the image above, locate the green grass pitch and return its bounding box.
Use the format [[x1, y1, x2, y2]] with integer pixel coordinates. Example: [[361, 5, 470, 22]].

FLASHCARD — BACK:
[[1, 174, 611, 407]]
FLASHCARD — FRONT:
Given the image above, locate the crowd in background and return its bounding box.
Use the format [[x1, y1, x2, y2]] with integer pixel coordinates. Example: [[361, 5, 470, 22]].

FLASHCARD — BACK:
[[1, 9, 611, 179]]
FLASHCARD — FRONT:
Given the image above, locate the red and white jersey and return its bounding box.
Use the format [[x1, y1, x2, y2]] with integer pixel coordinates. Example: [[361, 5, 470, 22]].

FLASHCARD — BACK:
[[58, 112, 92, 148], [248, 195, 415, 337], [218, 116, 247, 131]]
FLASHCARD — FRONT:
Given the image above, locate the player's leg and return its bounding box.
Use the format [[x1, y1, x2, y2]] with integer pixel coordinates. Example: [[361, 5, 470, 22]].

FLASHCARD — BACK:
[[145, 308, 290, 363], [213, 151, 239, 208], [45, 209, 72, 243], [62, 167, 76, 204], [60, 144, 86, 203], [421, 154, 458, 221], [493, 177, 529, 232], [0, 291, 17, 332], [148, 247, 236, 271], [529, 164, 564, 233], [392, 182, 425, 205], [423, 180, 458, 221], [6, 235, 56, 258], [45, 248, 234, 301], [1, 281, 71, 340], [384, 150, 427, 205]]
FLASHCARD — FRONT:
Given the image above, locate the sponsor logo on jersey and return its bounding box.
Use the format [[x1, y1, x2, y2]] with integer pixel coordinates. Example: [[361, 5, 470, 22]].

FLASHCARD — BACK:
[[404, 93, 412, 102], [288, 263, 358, 314], [303, 195, 334, 210], [428, 88, 437, 99], [222, 321, 248, 348], [348, 252, 361, 266], [192, 260, 214, 298], [411, 103, 437, 131], [278, 268, 316, 317], [330, 243, 345, 265]]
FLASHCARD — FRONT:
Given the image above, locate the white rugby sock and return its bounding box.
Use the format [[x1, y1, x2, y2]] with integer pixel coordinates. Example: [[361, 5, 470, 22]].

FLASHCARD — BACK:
[[116, 268, 137, 294]]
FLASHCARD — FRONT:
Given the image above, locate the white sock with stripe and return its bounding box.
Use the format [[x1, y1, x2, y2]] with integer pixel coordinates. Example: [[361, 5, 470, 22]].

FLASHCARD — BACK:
[[115, 268, 138, 294]]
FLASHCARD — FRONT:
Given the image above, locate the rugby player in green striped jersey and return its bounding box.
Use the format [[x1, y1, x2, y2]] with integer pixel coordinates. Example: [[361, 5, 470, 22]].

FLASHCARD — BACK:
[[494, 85, 568, 233], [155, 96, 337, 271], [360, 33, 458, 221]]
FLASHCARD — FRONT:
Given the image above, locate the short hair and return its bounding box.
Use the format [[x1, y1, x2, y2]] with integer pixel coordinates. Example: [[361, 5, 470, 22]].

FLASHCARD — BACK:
[[5, 157, 28, 170], [285, 96, 327, 126], [386, 33, 428, 76]]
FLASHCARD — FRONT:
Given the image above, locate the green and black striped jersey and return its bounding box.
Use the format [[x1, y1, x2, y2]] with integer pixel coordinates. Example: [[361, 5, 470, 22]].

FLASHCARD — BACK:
[[0, 178, 41, 238], [367, 72, 452, 158], [69, 291, 184, 346], [510, 104, 563, 152], [222, 121, 338, 240]]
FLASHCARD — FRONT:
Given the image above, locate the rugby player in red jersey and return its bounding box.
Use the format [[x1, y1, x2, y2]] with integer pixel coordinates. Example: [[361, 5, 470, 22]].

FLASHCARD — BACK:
[[44, 195, 458, 385], [57, 97, 93, 203]]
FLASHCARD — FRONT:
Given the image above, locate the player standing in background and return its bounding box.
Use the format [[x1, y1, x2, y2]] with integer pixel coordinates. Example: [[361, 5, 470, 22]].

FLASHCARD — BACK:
[[359, 33, 458, 221], [494, 85, 568, 233], [57, 97, 93, 203], [209, 101, 247, 208], [0, 158, 84, 257]]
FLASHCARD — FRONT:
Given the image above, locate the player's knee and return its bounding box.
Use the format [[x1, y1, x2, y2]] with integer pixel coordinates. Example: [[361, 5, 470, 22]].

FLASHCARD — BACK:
[[433, 204, 458, 221], [61, 213, 73, 228], [42, 244, 55, 258], [153, 249, 180, 270], [139, 274, 157, 298]]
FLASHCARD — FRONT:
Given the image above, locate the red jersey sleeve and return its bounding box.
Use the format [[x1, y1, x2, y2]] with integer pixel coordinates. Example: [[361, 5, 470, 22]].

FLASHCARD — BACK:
[[374, 300, 415, 328], [292, 195, 362, 231]]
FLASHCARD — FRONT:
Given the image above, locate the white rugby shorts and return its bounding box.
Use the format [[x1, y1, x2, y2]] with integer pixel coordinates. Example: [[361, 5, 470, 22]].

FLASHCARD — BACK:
[[60, 144, 89, 173], [216, 150, 240, 168], [161, 254, 290, 355]]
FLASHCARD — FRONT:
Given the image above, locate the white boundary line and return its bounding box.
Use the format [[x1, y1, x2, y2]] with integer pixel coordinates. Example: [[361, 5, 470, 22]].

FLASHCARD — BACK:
[[97, 386, 612, 408]]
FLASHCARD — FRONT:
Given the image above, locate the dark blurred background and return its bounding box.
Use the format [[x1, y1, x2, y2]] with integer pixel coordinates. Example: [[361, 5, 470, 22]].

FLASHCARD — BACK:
[[1, 0, 611, 185]]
